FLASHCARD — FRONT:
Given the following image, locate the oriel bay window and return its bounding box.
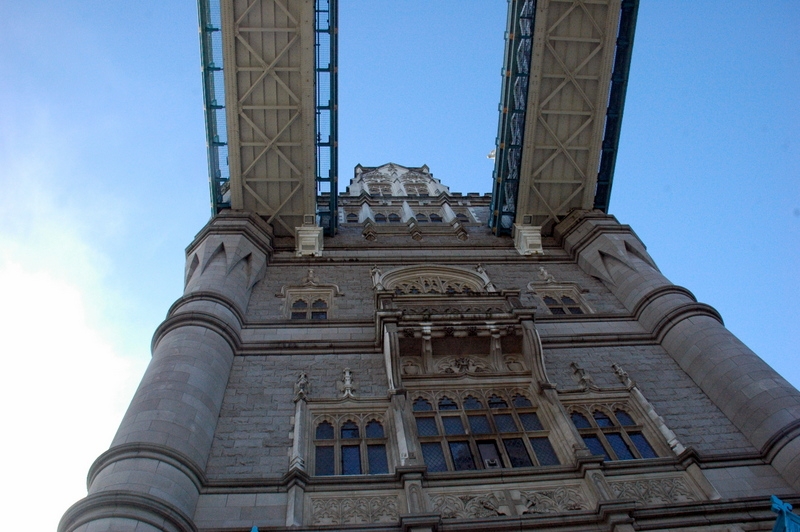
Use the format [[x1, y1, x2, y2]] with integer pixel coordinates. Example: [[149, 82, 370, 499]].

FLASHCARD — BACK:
[[569, 407, 658, 461], [412, 392, 561, 473], [313, 418, 389, 476]]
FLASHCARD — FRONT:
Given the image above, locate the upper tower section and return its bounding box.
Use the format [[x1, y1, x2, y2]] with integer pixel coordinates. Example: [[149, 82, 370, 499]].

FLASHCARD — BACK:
[[346, 163, 448, 198]]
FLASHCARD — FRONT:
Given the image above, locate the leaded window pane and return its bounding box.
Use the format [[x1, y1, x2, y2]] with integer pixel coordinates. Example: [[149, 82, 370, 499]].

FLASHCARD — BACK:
[[543, 296, 558, 305], [315, 446, 334, 475], [421, 443, 447, 472], [292, 300, 308, 309], [530, 437, 560, 466], [438, 397, 458, 410], [365, 420, 384, 438], [430, 213, 442, 222], [488, 395, 508, 409], [375, 213, 386, 223], [449, 441, 476, 470], [629, 432, 658, 459], [606, 433, 635, 460], [311, 311, 327, 319], [571, 412, 591, 429], [582, 435, 611, 460], [550, 307, 566, 315], [614, 409, 636, 426], [341, 421, 359, 439], [468, 415, 492, 435], [478, 440, 503, 468], [494, 414, 518, 433], [341, 445, 362, 474], [291, 312, 306, 319], [416, 213, 428, 222], [519, 412, 544, 431], [442, 416, 465, 435], [463, 396, 483, 410], [413, 397, 433, 411], [312, 299, 327, 308], [512, 394, 533, 407], [368, 444, 389, 474], [503, 438, 533, 467], [568, 307, 584, 314], [561, 296, 577, 305], [416, 417, 439, 436], [315, 421, 334, 440], [593, 411, 613, 427], [388, 213, 400, 222]]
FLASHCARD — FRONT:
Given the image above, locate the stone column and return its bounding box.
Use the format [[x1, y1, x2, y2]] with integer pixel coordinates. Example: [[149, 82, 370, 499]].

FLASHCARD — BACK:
[[555, 211, 800, 491], [59, 213, 273, 532]]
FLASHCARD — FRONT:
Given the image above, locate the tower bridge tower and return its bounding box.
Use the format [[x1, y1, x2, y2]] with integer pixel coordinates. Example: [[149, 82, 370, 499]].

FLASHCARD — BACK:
[[60, 1, 800, 531]]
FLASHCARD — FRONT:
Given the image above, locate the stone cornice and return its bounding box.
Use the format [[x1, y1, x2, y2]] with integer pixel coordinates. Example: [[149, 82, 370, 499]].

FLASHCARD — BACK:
[[167, 290, 246, 325], [185, 211, 274, 259], [58, 491, 198, 532], [151, 310, 242, 354], [87, 442, 208, 492]]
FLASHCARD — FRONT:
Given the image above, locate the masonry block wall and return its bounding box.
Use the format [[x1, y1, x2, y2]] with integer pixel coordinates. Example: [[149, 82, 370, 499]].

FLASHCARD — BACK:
[[61, 197, 799, 531]]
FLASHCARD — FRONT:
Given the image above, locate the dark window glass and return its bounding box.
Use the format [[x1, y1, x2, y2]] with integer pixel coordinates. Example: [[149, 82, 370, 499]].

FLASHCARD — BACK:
[[430, 213, 442, 222], [478, 440, 503, 468], [388, 213, 401, 223], [503, 438, 533, 467], [463, 396, 483, 410], [519, 412, 544, 431], [568, 307, 584, 314], [561, 296, 577, 305], [415, 417, 439, 437], [341, 445, 362, 474], [629, 432, 658, 459], [494, 414, 518, 433], [593, 411, 613, 427], [449, 441, 476, 470], [442, 416, 465, 435], [438, 397, 458, 410], [312, 299, 327, 308], [315, 421, 334, 440], [456, 213, 469, 222], [550, 307, 566, 315], [292, 300, 308, 309], [311, 311, 327, 319], [365, 420, 384, 438], [606, 433, 635, 460], [421, 443, 447, 472], [512, 394, 533, 407], [582, 435, 611, 460], [341, 421, 359, 439], [413, 397, 433, 411], [614, 410, 636, 426], [375, 213, 386, 223], [530, 437, 560, 466], [543, 296, 559, 305], [488, 395, 508, 409], [571, 412, 591, 429], [368, 444, 389, 474], [346, 213, 358, 222], [315, 446, 334, 475], [416, 213, 428, 222], [468, 415, 492, 435], [291, 312, 306, 319]]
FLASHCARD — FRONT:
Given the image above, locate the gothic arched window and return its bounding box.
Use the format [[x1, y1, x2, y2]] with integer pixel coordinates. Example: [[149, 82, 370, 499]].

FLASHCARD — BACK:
[[412, 392, 560, 473], [569, 408, 658, 461], [313, 418, 389, 476]]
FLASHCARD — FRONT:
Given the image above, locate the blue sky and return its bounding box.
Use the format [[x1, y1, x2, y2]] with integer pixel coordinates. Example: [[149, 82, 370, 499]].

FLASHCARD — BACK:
[[0, 2, 797, 529]]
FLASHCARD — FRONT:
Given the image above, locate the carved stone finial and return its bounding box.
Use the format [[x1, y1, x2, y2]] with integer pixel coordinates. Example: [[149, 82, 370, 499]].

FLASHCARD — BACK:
[[537, 266, 556, 283], [294, 371, 311, 401], [339, 368, 356, 398], [612, 363, 634, 388], [570, 362, 598, 391], [303, 268, 319, 286], [371, 265, 384, 290]]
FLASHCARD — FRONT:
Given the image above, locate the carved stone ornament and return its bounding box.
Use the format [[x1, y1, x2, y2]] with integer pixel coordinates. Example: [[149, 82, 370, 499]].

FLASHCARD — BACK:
[[310, 496, 399, 525], [537, 266, 556, 283], [436, 356, 490, 374], [431, 487, 588, 519], [338, 368, 356, 398], [373, 264, 496, 294], [293, 371, 311, 401], [608, 478, 698, 505]]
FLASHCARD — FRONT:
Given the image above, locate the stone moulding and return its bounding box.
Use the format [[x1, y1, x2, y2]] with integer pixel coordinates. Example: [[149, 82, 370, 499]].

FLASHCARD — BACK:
[[430, 486, 589, 519], [58, 491, 198, 532], [309, 495, 400, 525], [608, 477, 698, 505]]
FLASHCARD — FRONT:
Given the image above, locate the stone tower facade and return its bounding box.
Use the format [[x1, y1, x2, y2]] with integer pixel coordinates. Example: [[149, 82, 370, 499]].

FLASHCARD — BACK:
[[61, 164, 800, 531]]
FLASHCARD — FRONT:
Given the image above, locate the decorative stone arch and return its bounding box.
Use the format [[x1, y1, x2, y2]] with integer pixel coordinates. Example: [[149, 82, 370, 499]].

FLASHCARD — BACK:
[[371, 264, 497, 294]]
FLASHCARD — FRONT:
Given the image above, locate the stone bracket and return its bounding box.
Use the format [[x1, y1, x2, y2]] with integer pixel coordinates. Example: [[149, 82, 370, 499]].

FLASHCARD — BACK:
[[513, 224, 543, 255]]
